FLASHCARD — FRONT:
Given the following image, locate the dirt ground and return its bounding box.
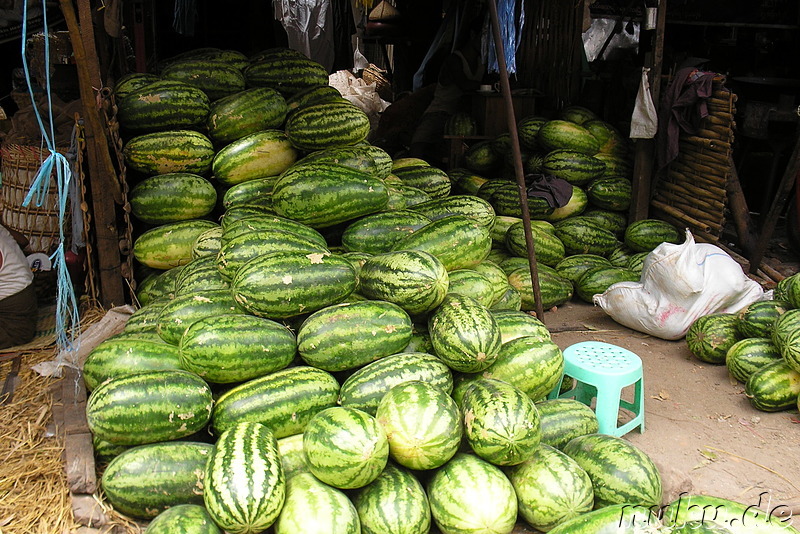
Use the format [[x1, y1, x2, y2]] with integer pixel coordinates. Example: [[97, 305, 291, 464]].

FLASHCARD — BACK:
[[544, 298, 800, 514]]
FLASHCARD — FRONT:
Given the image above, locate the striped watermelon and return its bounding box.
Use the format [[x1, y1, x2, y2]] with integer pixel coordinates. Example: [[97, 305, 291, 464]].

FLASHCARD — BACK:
[[162, 47, 249, 69], [624, 218, 681, 252], [427, 453, 518, 534], [686, 313, 742, 364], [179, 313, 296, 383], [409, 195, 496, 227], [662, 494, 800, 533], [102, 442, 213, 520], [231, 250, 357, 320], [562, 433, 663, 508], [480, 336, 564, 401], [538, 120, 601, 154], [460, 378, 542, 466], [113, 72, 159, 101], [244, 54, 329, 95], [296, 144, 393, 179], [354, 463, 432, 534], [160, 59, 246, 100], [559, 105, 600, 125], [505, 220, 566, 267], [297, 300, 413, 372], [737, 299, 790, 339], [509, 444, 594, 531], [156, 289, 245, 345], [212, 130, 299, 186], [545, 185, 589, 222], [548, 503, 662, 534], [535, 398, 600, 450], [554, 216, 620, 256], [123, 301, 169, 334], [575, 265, 639, 303], [341, 210, 431, 254], [583, 119, 629, 155], [204, 422, 285, 534], [221, 213, 326, 246], [86, 370, 213, 446], [133, 219, 219, 270], [517, 116, 549, 151], [339, 352, 453, 416], [771, 308, 800, 354], [358, 250, 449, 316], [582, 208, 628, 237], [392, 214, 492, 271], [272, 162, 389, 228], [429, 293, 502, 373], [542, 149, 606, 185], [144, 504, 221, 534], [274, 472, 360, 534], [303, 407, 389, 489], [375, 380, 462, 470], [117, 79, 210, 132], [129, 173, 217, 225], [507, 265, 575, 311], [491, 310, 551, 344], [555, 254, 612, 283], [285, 101, 370, 150], [192, 226, 223, 259], [175, 259, 229, 295], [210, 366, 340, 438], [221, 176, 276, 209], [392, 164, 453, 199], [446, 269, 496, 307], [207, 87, 288, 144], [726, 337, 782, 384], [276, 434, 309, 479], [474, 261, 512, 304], [83, 337, 183, 391], [586, 177, 632, 211], [123, 129, 215, 176], [744, 360, 800, 411]]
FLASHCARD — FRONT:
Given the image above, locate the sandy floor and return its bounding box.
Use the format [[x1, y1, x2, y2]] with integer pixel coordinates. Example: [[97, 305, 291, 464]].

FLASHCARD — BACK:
[[545, 299, 800, 513]]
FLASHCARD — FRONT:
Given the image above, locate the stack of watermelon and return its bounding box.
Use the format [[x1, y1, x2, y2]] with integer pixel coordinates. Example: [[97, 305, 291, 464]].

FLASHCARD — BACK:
[[687, 272, 800, 414]]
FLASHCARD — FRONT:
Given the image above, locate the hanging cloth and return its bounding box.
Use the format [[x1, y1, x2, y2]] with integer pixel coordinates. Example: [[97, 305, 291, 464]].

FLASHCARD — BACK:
[[274, 0, 336, 72], [485, 0, 524, 76]]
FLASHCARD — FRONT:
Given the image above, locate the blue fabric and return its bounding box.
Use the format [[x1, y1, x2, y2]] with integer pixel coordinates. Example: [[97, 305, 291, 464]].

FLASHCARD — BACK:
[[486, 0, 524, 75]]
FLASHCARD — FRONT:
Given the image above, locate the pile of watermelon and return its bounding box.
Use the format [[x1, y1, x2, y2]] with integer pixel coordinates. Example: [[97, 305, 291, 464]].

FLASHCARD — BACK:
[[687, 272, 800, 414], [90, 46, 775, 533]]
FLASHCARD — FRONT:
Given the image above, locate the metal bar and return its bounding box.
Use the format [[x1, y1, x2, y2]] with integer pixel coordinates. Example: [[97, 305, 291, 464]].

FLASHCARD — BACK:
[[487, 0, 545, 321]]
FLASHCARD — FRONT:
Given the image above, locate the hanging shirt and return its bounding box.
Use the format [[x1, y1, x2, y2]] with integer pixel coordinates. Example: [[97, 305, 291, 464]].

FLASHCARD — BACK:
[[0, 226, 33, 301]]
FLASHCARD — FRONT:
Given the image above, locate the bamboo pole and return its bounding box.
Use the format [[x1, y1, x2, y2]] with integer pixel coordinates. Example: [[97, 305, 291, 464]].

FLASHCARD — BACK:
[[487, 0, 545, 321], [725, 158, 757, 255], [652, 194, 725, 231], [650, 199, 712, 234]]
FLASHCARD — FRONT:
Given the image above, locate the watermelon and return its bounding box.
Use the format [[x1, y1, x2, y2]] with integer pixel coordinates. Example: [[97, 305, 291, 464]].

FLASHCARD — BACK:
[[726, 337, 783, 384], [179, 313, 296, 383], [222, 176, 277, 209], [429, 293, 502, 373], [272, 162, 389, 228], [575, 265, 639, 303], [113, 72, 160, 101], [624, 218, 681, 252], [285, 101, 370, 150], [86, 370, 213, 446], [175, 255, 229, 294], [220, 213, 326, 246], [446, 269, 496, 307], [162, 47, 249, 69], [133, 219, 219, 270], [123, 129, 215, 176], [744, 359, 800, 411], [392, 214, 492, 271], [555, 254, 612, 283], [117, 79, 210, 132], [586, 177, 632, 211], [129, 173, 216, 225], [296, 144, 392, 179], [354, 463, 431, 534], [160, 59, 246, 100], [210, 366, 339, 438], [212, 130, 299, 186], [474, 261, 512, 304], [101, 442, 213, 520], [737, 299, 791, 339], [582, 208, 628, 237], [463, 140, 502, 173], [427, 453, 518, 534], [156, 289, 245, 345], [662, 494, 800, 533], [392, 164, 453, 199], [303, 407, 389, 489], [274, 472, 360, 534], [542, 149, 606, 185], [445, 111, 477, 136], [505, 220, 566, 267], [536, 398, 600, 450], [339, 352, 453, 415], [83, 337, 183, 391], [192, 226, 223, 259], [488, 182, 556, 220], [584, 120, 629, 155], [231, 250, 357, 320], [359, 250, 449, 316], [507, 265, 575, 311], [554, 216, 620, 256], [245, 54, 329, 95], [562, 433, 662, 508], [772, 308, 800, 354], [480, 336, 564, 401], [375, 380, 462, 470], [207, 87, 289, 144], [460, 377, 542, 466], [517, 116, 549, 151], [686, 313, 742, 365], [491, 309, 551, 344], [204, 422, 285, 534], [341, 210, 431, 254], [144, 504, 222, 534], [547, 503, 662, 534], [545, 185, 589, 222], [538, 120, 601, 154], [297, 300, 413, 372], [409, 195, 496, 227], [509, 444, 594, 531]]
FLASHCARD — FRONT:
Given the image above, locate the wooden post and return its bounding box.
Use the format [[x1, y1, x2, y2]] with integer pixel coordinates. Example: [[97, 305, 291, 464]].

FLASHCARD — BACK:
[[60, 0, 126, 308], [726, 158, 757, 255], [487, 0, 545, 321]]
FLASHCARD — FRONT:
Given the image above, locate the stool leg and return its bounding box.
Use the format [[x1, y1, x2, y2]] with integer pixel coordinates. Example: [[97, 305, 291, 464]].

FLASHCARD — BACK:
[[594, 386, 623, 436], [574, 381, 597, 406]]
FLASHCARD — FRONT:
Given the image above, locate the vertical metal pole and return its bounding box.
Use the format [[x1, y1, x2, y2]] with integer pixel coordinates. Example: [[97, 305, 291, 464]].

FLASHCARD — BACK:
[[487, 0, 546, 321]]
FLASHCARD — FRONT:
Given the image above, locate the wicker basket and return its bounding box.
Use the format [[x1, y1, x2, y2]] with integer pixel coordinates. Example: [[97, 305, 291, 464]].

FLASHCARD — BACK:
[[0, 143, 70, 254]]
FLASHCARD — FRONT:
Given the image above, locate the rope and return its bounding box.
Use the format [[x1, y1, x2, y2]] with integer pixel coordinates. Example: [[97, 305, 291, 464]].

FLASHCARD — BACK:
[[20, 0, 81, 359]]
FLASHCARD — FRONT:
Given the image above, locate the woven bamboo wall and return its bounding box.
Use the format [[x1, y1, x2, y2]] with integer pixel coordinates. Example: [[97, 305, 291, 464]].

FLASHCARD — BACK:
[[650, 76, 736, 243], [515, 0, 585, 109]]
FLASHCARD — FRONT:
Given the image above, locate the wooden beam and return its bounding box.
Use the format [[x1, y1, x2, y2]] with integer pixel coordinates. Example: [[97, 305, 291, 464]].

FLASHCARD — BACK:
[[60, 0, 126, 308]]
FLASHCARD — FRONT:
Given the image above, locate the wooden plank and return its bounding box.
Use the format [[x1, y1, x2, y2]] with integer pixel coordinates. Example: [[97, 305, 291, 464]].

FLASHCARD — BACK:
[[59, 366, 97, 495]]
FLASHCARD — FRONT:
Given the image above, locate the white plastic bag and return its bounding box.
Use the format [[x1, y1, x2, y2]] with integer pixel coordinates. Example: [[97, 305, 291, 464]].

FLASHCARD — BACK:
[[630, 67, 658, 139], [329, 70, 391, 131], [593, 230, 765, 340]]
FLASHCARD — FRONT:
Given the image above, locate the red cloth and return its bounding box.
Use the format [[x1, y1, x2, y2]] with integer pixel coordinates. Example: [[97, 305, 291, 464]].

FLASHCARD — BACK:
[[656, 67, 716, 170]]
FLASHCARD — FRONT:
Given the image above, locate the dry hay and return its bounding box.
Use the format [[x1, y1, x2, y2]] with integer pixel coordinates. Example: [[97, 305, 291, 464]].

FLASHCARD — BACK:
[[0, 304, 143, 534]]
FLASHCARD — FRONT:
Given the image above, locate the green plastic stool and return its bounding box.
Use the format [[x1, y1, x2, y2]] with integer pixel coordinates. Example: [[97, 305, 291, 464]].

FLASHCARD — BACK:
[[549, 341, 645, 437]]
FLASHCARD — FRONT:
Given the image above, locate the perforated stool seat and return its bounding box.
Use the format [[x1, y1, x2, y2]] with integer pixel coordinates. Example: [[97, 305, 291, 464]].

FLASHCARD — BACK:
[[548, 341, 645, 437]]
